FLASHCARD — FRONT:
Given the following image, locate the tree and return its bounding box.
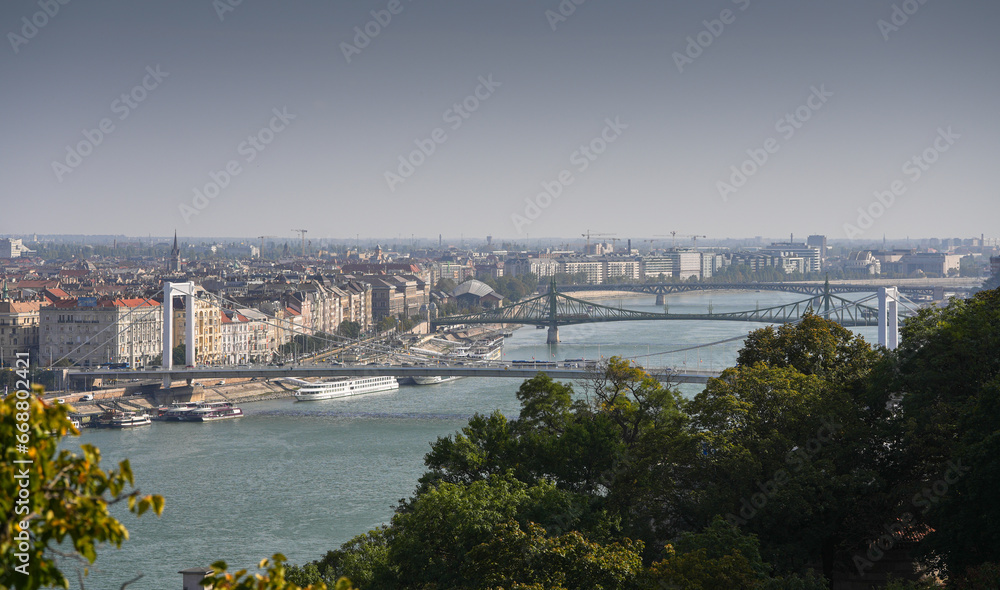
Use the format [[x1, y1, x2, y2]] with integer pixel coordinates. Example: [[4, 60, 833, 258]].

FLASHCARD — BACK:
[[434, 277, 457, 293], [1, 387, 164, 589], [173, 344, 186, 365], [377, 316, 398, 333], [390, 474, 632, 589], [202, 554, 354, 590], [685, 315, 893, 578], [338, 321, 361, 339], [887, 288, 1000, 577], [647, 517, 827, 590]]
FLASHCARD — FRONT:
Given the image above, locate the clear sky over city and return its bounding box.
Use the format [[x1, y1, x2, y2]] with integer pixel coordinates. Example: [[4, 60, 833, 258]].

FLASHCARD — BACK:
[[2, 0, 998, 242]]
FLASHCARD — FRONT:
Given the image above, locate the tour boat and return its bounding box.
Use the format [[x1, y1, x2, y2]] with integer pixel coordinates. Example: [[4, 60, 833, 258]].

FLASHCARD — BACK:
[[94, 409, 152, 429], [154, 401, 202, 421], [412, 376, 462, 385], [294, 375, 398, 401], [187, 401, 244, 422]]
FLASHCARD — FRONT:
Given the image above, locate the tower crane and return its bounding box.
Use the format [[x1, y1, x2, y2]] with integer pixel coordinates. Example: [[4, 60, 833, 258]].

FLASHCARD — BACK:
[[663, 232, 706, 249], [291, 229, 308, 257], [581, 230, 615, 253]]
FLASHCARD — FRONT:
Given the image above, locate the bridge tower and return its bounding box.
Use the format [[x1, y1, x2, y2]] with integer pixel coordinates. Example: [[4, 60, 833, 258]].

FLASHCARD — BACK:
[[547, 278, 560, 344], [878, 287, 899, 350], [162, 281, 197, 388]]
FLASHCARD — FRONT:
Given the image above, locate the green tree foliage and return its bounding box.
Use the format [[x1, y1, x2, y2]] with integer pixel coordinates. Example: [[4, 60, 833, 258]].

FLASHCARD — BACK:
[[647, 518, 827, 590], [464, 520, 643, 590], [338, 321, 361, 339], [203, 553, 354, 590], [391, 474, 625, 588], [173, 344, 186, 365], [0, 387, 163, 589], [686, 314, 893, 577], [434, 277, 457, 293], [420, 361, 692, 559], [377, 316, 398, 333], [887, 289, 1000, 576]]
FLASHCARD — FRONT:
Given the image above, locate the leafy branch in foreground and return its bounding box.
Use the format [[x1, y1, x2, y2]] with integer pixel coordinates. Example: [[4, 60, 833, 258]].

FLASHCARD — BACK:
[[0, 386, 164, 590]]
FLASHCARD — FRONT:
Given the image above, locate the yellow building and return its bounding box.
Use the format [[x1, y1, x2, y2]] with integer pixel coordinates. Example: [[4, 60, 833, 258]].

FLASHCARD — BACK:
[[171, 288, 222, 365]]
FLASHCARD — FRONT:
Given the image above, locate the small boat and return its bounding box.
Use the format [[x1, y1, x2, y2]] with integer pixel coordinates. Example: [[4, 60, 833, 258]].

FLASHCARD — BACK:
[[153, 401, 202, 421], [187, 401, 244, 422], [94, 409, 152, 429], [412, 376, 462, 385], [294, 376, 399, 401]]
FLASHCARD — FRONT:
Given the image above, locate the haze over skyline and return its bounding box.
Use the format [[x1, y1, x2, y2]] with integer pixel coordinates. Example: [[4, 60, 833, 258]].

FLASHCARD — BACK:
[[3, 1, 998, 241]]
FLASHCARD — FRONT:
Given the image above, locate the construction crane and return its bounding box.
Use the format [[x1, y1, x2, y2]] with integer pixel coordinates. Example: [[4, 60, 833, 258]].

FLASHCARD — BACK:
[[581, 230, 615, 253], [662, 232, 706, 249], [291, 229, 308, 257], [257, 235, 277, 259]]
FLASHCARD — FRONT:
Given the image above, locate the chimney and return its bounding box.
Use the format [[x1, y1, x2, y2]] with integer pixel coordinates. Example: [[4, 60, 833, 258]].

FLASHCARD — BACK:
[[179, 566, 213, 590]]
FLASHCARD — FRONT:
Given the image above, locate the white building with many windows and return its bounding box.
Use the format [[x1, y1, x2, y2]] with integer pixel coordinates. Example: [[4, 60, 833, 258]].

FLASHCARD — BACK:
[[40, 297, 162, 367]]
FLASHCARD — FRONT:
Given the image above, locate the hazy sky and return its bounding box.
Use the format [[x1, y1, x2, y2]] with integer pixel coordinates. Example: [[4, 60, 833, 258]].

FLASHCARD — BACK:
[[2, 0, 998, 243]]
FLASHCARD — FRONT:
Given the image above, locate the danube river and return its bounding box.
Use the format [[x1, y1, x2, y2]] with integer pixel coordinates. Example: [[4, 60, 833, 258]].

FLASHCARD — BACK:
[[63, 291, 881, 589]]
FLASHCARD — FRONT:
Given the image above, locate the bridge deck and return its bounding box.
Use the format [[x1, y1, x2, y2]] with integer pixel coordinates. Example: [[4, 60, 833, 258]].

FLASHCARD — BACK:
[[68, 365, 720, 385]]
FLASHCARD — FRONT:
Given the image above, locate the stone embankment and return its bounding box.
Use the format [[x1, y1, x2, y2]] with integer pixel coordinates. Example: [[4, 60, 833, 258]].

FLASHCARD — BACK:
[[63, 378, 298, 417]]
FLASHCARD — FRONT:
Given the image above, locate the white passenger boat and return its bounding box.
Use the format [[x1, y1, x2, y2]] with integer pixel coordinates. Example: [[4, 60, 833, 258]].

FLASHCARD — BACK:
[[412, 376, 462, 385], [294, 376, 399, 401], [188, 401, 244, 422], [95, 409, 152, 429], [154, 401, 202, 421]]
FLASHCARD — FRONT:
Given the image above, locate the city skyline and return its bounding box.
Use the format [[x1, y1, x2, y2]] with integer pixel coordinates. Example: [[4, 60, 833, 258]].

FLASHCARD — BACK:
[[3, 1, 998, 239]]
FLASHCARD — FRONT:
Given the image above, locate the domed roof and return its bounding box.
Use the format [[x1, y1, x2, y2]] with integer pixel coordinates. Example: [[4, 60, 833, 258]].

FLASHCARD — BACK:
[[451, 279, 496, 298]]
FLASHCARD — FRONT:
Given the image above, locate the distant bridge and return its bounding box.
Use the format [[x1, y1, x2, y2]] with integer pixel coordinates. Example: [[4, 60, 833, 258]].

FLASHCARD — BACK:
[[433, 280, 913, 343], [552, 280, 976, 302], [67, 365, 722, 385]]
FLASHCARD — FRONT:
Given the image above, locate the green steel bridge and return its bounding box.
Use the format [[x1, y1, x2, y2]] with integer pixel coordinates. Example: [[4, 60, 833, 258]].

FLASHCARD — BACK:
[[432, 281, 915, 343]]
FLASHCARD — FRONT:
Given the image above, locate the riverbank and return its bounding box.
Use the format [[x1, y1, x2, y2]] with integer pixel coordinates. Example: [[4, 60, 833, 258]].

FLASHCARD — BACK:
[[65, 378, 298, 420]]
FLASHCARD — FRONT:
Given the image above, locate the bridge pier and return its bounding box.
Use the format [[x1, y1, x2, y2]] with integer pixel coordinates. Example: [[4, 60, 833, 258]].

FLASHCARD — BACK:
[[878, 287, 899, 350], [655, 294, 665, 306], [546, 326, 560, 344]]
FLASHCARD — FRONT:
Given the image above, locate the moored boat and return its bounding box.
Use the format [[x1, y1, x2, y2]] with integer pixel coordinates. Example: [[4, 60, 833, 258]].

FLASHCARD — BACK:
[[153, 401, 202, 421], [94, 409, 152, 429], [187, 401, 244, 422], [294, 375, 398, 401], [412, 376, 462, 385]]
